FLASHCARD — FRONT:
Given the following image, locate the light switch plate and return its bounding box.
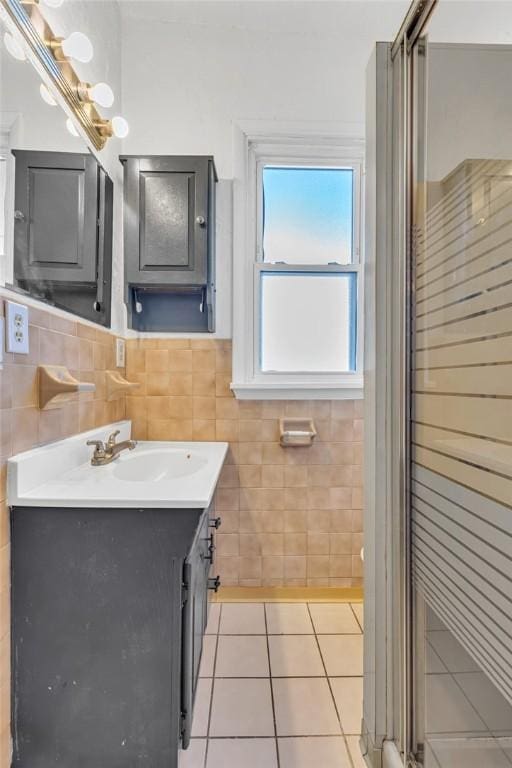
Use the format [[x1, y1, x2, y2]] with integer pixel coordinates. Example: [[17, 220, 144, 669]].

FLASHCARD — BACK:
[[6, 301, 29, 354], [116, 338, 125, 368]]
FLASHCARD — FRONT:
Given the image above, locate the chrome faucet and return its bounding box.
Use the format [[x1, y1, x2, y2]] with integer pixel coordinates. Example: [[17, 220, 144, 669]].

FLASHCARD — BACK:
[[87, 430, 137, 466]]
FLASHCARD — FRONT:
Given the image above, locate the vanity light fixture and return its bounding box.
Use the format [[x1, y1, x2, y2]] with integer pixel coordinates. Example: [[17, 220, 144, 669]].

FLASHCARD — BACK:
[[65, 117, 79, 137], [3, 30, 26, 59], [95, 115, 130, 139], [77, 81, 114, 109], [1, 0, 117, 149], [50, 31, 93, 63], [111, 115, 129, 138], [39, 82, 57, 105]]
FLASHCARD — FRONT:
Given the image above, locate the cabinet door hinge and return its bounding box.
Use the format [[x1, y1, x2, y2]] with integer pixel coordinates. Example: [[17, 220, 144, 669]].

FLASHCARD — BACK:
[[180, 710, 187, 737], [181, 581, 188, 608]]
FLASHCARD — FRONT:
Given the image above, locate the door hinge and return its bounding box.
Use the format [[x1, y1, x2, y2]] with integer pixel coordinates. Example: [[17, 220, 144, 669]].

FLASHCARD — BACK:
[[180, 710, 187, 737], [181, 581, 188, 608]]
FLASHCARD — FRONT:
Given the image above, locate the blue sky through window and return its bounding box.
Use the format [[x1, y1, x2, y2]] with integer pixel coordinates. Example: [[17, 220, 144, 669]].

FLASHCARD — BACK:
[[262, 166, 353, 264]]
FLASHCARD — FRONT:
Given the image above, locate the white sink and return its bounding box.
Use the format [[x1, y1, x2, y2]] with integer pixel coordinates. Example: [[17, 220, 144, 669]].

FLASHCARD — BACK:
[[7, 421, 228, 509], [112, 448, 208, 483]]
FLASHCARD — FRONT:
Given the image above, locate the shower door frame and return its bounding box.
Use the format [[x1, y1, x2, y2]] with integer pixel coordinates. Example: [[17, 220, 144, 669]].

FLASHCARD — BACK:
[[389, 2, 437, 766]]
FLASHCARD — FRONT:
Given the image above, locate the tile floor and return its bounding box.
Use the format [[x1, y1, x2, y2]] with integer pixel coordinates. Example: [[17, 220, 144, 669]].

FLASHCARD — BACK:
[[179, 601, 366, 768]]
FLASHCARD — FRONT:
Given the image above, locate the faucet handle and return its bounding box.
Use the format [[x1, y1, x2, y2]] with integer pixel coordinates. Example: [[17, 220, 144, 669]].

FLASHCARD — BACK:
[[107, 429, 120, 447], [87, 439, 106, 457]]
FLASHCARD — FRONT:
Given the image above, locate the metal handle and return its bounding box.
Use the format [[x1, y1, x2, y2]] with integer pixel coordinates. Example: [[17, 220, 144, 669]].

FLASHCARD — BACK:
[[205, 534, 216, 563], [14, 210, 25, 221], [86, 440, 104, 449], [86, 440, 106, 457], [209, 517, 222, 529], [107, 429, 120, 446], [195, 215, 206, 227], [208, 576, 221, 592]]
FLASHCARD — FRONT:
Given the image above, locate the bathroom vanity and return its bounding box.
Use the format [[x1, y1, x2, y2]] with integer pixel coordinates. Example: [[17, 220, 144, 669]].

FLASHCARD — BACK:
[[7, 422, 228, 768]]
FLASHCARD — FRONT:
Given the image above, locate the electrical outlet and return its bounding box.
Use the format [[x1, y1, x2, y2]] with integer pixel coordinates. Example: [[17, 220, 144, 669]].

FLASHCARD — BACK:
[[6, 301, 29, 354], [116, 338, 126, 368]]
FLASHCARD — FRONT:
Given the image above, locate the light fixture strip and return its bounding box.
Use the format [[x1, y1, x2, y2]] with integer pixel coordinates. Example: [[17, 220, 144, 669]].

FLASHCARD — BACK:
[[0, 0, 109, 150]]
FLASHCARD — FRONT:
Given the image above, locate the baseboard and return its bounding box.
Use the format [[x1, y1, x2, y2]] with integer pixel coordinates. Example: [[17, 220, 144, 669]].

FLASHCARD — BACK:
[[213, 586, 364, 603]]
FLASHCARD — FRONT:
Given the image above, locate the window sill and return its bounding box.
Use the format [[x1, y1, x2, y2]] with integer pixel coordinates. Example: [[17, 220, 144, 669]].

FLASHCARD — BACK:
[[230, 378, 364, 400]]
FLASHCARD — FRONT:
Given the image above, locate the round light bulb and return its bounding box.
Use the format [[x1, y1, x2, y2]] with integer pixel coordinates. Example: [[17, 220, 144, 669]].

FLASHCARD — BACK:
[[66, 118, 80, 138], [61, 32, 93, 63], [40, 0, 65, 7], [89, 82, 114, 109], [4, 32, 26, 61], [40, 83, 57, 106], [111, 116, 129, 139]]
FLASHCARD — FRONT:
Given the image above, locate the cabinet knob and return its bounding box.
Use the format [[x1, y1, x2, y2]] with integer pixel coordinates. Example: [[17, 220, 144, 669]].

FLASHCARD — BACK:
[[14, 210, 25, 221], [195, 215, 206, 227]]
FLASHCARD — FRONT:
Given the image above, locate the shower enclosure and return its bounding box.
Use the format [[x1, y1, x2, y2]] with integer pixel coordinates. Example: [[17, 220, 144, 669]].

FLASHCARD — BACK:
[[364, 3, 512, 766]]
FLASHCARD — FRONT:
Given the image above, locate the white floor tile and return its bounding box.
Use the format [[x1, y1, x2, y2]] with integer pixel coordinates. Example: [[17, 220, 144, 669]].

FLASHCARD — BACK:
[[215, 635, 269, 677], [206, 603, 221, 635], [207, 738, 278, 768], [209, 678, 274, 737], [268, 635, 324, 677], [199, 635, 217, 678], [318, 635, 363, 677], [430, 737, 512, 768], [266, 603, 314, 634], [330, 677, 363, 735], [309, 604, 361, 634], [346, 735, 368, 768], [351, 603, 364, 631], [178, 739, 207, 768], [278, 736, 351, 768], [191, 678, 212, 738], [427, 631, 480, 674], [426, 641, 447, 674], [453, 672, 512, 732], [219, 603, 266, 635], [426, 674, 487, 734], [273, 678, 341, 736]]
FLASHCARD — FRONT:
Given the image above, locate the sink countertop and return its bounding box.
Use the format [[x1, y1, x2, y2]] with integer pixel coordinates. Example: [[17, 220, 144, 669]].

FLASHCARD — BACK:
[[8, 420, 229, 509]]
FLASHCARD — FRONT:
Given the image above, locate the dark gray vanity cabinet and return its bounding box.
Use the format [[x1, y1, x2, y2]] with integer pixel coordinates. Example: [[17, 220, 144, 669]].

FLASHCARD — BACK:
[[13, 150, 113, 326], [11, 505, 220, 768], [120, 155, 217, 332]]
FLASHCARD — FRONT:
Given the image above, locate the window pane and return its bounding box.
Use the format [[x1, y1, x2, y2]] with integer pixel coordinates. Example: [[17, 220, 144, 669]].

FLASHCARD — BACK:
[[260, 272, 356, 373], [262, 167, 353, 264]]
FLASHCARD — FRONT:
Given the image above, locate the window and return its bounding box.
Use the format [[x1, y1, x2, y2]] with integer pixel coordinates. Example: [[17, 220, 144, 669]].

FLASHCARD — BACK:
[[232, 130, 364, 399]]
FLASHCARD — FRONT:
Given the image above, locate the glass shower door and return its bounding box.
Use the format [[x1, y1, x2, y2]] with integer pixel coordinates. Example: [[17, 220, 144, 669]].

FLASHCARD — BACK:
[[410, 40, 512, 768]]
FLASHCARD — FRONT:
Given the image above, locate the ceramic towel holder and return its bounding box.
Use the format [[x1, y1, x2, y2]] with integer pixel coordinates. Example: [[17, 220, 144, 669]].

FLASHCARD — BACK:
[[106, 370, 140, 401], [39, 365, 96, 410], [279, 418, 317, 447]]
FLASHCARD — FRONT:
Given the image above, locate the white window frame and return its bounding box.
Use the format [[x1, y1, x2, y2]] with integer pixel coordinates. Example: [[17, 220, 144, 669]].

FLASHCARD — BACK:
[[232, 126, 365, 399]]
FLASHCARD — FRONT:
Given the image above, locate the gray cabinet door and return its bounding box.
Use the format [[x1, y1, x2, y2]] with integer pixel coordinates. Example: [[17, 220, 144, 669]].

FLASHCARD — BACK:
[[122, 156, 212, 286], [13, 150, 99, 285]]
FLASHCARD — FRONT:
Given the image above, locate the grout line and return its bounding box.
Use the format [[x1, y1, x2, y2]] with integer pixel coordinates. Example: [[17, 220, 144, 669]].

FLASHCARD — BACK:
[[263, 603, 281, 768], [349, 602, 364, 634], [203, 603, 222, 768], [306, 602, 357, 768]]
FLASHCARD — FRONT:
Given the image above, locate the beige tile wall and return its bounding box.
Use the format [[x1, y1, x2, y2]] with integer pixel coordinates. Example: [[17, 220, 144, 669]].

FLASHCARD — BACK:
[[125, 338, 364, 589], [0, 297, 126, 765]]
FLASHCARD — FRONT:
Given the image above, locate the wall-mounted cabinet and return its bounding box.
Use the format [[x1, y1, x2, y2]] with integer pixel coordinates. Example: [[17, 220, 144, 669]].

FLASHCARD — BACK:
[[13, 150, 113, 327], [120, 155, 217, 332]]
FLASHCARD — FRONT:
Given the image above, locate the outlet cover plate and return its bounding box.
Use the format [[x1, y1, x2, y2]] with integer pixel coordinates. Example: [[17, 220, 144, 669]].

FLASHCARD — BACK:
[[116, 338, 126, 368], [6, 301, 29, 354]]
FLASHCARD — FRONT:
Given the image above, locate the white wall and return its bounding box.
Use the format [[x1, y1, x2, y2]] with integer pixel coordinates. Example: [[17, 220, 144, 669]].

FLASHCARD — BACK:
[[119, 0, 408, 337]]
